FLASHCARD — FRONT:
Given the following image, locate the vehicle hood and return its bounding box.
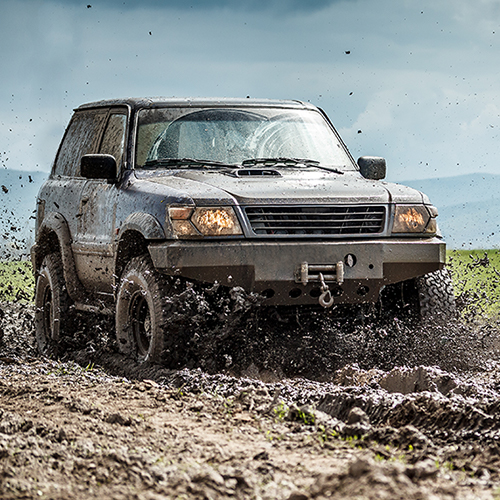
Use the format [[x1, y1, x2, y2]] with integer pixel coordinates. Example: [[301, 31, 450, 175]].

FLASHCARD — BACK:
[[136, 169, 428, 205]]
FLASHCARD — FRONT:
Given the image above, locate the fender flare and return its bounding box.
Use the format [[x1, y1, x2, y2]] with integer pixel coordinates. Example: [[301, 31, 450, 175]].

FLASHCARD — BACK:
[[33, 212, 86, 302], [118, 212, 166, 240]]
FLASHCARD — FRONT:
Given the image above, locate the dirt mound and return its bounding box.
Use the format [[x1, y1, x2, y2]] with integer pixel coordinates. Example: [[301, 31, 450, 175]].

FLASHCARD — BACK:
[[0, 357, 499, 499]]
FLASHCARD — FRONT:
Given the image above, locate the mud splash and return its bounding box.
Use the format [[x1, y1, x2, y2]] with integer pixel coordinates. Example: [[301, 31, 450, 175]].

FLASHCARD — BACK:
[[4, 297, 500, 447], [2, 297, 500, 498], [108, 281, 497, 379]]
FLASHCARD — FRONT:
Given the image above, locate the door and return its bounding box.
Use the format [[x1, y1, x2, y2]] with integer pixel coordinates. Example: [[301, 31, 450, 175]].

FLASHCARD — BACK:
[[73, 110, 128, 293]]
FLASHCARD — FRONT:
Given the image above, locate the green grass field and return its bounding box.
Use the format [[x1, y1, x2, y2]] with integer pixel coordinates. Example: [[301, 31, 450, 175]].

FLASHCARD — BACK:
[[1, 251, 500, 318], [0, 260, 34, 302], [447, 249, 500, 319]]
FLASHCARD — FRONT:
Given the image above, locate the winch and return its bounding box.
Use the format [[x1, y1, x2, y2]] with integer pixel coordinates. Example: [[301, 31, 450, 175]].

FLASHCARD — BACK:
[[295, 261, 345, 308]]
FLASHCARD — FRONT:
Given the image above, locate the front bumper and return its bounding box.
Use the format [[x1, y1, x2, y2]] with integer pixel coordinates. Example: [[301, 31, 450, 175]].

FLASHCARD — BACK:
[[148, 237, 446, 305]]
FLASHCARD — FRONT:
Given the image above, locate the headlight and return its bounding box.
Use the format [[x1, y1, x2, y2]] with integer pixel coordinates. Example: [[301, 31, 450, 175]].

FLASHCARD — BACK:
[[392, 205, 437, 234], [191, 207, 242, 236], [168, 206, 243, 238]]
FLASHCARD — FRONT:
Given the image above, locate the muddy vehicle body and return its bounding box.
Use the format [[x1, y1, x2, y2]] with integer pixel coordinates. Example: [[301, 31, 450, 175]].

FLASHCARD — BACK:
[[32, 97, 454, 362]]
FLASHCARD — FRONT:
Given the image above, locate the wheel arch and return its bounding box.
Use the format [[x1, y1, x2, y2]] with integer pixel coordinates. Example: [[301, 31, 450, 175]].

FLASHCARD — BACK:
[[114, 213, 167, 287], [114, 230, 151, 288], [31, 212, 86, 302], [118, 212, 166, 241]]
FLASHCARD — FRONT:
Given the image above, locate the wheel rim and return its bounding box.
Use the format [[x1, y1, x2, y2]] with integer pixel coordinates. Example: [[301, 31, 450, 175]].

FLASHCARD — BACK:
[[129, 290, 152, 358]]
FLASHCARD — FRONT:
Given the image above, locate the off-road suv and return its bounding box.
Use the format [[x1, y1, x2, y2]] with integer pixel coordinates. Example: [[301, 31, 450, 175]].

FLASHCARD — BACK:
[[32, 98, 455, 363]]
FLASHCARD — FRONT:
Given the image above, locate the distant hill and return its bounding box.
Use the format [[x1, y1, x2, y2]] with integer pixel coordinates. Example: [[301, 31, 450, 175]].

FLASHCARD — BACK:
[[400, 173, 500, 249]]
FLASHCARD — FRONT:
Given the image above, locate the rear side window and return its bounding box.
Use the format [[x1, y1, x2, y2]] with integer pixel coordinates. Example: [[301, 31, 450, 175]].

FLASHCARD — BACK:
[[99, 112, 127, 168], [53, 109, 107, 177]]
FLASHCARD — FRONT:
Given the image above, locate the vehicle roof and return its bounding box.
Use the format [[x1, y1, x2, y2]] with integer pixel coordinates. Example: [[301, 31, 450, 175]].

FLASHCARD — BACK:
[[75, 97, 318, 112]]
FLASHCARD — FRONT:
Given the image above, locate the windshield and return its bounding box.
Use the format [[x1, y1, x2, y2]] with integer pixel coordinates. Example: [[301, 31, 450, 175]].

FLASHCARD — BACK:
[[135, 107, 354, 170]]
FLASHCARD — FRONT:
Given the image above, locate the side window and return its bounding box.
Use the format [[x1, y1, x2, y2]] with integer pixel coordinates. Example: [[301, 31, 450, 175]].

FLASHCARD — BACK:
[[99, 113, 127, 168], [53, 110, 107, 177]]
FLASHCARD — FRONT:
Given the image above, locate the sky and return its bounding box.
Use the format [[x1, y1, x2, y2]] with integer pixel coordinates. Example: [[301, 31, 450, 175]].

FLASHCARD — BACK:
[[1, 0, 500, 182]]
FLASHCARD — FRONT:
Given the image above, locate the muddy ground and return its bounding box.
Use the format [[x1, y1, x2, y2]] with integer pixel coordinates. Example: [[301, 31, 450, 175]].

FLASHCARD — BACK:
[[2, 300, 500, 499]]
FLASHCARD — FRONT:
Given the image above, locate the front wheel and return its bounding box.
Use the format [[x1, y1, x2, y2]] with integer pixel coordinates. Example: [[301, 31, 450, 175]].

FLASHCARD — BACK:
[[115, 255, 177, 364], [34, 253, 74, 354]]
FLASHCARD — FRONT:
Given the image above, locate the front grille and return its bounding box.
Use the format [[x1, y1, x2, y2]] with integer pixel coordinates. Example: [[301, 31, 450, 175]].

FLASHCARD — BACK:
[[244, 205, 385, 236]]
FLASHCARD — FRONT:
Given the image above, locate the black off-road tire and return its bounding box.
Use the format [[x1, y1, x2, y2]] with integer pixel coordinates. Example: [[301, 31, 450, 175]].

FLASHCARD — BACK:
[[380, 268, 456, 323], [416, 268, 456, 322], [34, 252, 74, 355], [115, 254, 178, 364]]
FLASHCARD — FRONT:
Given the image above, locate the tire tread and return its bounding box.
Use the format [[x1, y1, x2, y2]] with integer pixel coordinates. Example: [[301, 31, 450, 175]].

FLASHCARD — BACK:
[[416, 268, 456, 322]]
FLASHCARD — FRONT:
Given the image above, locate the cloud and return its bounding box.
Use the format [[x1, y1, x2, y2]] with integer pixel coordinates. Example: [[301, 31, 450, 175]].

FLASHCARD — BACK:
[[54, 0, 346, 13], [450, 0, 500, 35], [2, 0, 500, 184]]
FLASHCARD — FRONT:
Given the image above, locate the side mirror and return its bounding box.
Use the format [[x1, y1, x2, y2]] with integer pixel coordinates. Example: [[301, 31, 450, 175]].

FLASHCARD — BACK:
[[357, 156, 386, 180], [81, 154, 117, 182]]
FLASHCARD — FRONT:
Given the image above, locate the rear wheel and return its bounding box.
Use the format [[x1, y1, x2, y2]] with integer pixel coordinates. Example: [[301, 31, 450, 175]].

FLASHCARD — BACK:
[[34, 253, 74, 354], [416, 268, 456, 322], [115, 255, 178, 364], [381, 268, 456, 323]]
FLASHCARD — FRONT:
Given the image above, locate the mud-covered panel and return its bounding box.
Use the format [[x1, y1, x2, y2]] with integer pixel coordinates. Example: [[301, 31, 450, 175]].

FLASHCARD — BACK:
[[146, 170, 396, 205], [72, 180, 118, 292], [113, 172, 194, 239], [36, 178, 86, 247]]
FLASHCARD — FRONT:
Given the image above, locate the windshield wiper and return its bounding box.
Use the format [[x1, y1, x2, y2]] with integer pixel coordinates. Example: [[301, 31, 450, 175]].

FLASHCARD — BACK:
[[241, 157, 344, 174], [144, 158, 240, 169], [144, 157, 344, 175]]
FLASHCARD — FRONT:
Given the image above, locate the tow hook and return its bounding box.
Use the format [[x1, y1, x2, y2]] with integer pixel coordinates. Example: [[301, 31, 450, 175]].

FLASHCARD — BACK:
[[318, 272, 334, 308]]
